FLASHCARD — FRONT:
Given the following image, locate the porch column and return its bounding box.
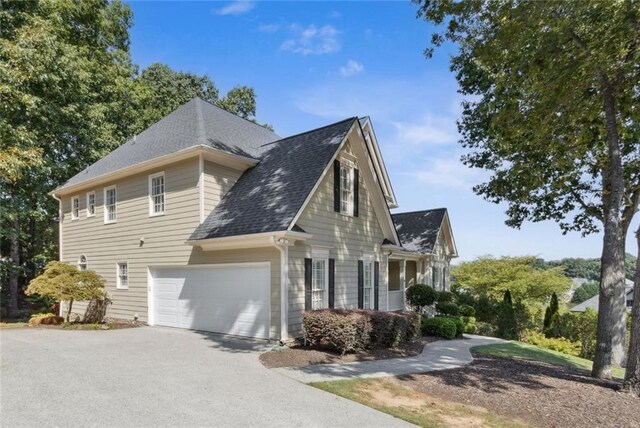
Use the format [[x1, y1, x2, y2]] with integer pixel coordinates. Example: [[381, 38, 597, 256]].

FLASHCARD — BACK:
[[400, 259, 407, 309], [272, 237, 290, 343]]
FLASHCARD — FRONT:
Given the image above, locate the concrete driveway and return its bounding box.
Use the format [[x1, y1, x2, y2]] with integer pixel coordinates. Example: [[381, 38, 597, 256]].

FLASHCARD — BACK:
[[1, 327, 410, 427]]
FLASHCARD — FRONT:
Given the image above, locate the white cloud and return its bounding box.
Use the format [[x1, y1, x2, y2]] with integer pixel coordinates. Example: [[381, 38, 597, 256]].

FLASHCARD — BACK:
[[281, 24, 340, 55], [215, 1, 254, 16], [258, 23, 279, 33], [392, 115, 458, 146], [409, 156, 484, 190], [340, 60, 364, 77]]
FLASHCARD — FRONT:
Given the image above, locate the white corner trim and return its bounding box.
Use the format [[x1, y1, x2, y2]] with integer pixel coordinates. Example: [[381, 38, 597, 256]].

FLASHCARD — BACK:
[[198, 154, 205, 223]]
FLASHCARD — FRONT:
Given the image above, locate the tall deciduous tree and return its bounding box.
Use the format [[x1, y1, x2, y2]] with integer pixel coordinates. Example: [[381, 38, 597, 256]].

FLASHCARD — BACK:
[[414, 0, 640, 378], [0, 0, 137, 318]]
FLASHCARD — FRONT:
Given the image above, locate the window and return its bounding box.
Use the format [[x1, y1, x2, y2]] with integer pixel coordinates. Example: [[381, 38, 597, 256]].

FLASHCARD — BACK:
[[78, 255, 87, 271], [442, 266, 448, 290], [149, 172, 165, 216], [312, 259, 328, 310], [86, 192, 95, 217], [71, 196, 80, 220], [363, 261, 374, 309], [116, 262, 128, 289], [432, 266, 437, 288], [340, 165, 353, 215], [104, 186, 117, 223]]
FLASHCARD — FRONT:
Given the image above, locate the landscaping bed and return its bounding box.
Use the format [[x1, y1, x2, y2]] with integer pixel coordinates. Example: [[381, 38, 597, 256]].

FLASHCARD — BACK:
[[390, 354, 639, 428], [0, 319, 142, 330], [260, 336, 436, 368]]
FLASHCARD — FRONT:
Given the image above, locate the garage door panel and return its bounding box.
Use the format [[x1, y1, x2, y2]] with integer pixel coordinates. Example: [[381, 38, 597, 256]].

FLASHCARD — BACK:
[[151, 265, 270, 339]]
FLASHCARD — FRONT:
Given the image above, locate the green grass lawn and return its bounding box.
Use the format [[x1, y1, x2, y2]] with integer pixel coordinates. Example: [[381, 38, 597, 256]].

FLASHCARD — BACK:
[[472, 341, 625, 379], [0, 322, 28, 329]]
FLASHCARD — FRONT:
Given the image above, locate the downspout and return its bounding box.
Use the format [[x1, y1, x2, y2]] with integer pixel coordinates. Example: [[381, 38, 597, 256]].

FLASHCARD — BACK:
[[51, 193, 63, 317], [272, 236, 289, 343]]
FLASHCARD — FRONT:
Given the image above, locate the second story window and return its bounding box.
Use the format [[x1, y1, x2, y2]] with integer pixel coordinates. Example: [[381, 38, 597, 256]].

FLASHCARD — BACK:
[[86, 192, 95, 217], [71, 196, 79, 220], [149, 172, 165, 216], [340, 165, 353, 215], [104, 186, 117, 224]]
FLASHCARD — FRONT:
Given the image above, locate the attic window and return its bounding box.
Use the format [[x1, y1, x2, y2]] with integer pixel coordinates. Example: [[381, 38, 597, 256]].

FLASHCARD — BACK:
[[340, 165, 353, 215]]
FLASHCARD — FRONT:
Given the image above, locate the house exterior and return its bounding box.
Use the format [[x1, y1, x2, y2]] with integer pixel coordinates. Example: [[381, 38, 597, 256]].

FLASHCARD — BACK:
[[52, 97, 458, 341], [570, 279, 634, 313]]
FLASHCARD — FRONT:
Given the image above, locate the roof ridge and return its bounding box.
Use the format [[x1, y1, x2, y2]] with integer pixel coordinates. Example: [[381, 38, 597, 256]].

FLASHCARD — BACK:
[[392, 208, 447, 216], [261, 117, 356, 147], [193, 96, 279, 137]]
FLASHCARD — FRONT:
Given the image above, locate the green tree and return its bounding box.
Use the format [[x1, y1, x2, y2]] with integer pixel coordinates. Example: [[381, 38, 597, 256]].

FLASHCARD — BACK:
[[496, 290, 517, 340], [543, 292, 560, 338], [25, 262, 106, 322], [414, 0, 640, 378], [218, 85, 257, 120], [571, 282, 600, 305], [0, 0, 137, 318]]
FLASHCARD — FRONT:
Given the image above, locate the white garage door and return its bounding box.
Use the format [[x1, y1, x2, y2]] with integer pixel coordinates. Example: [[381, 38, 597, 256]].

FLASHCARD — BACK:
[[150, 264, 270, 339]]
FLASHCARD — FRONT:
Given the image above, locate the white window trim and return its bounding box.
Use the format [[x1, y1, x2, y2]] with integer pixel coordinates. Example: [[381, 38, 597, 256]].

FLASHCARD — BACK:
[[86, 192, 95, 217], [104, 185, 117, 224], [148, 171, 165, 217], [339, 161, 355, 217], [311, 257, 329, 310], [71, 196, 80, 220], [363, 259, 374, 309], [116, 262, 129, 289], [78, 255, 88, 271]]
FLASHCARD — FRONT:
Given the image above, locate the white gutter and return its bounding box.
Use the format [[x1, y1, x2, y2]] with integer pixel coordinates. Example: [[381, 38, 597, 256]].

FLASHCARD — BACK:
[[271, 236, 290, 343]]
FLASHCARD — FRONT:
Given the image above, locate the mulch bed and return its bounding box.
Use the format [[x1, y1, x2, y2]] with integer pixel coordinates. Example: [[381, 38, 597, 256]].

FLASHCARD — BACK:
[[392, 354, 640, 428], [260, 336, 437, 368]]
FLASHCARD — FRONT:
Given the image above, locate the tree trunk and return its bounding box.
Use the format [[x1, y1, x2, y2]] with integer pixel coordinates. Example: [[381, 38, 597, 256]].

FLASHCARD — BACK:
[[7, 218, 20, 319], [592, 75, 627, 378], [621, 227, 640, 395], [66, 299, 74, 323]]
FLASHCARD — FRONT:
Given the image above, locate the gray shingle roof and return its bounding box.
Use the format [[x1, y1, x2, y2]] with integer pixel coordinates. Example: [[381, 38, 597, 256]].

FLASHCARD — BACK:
[[391, 208, 447, 253], [57, 97, 280, 190], [190, 118, 356, 240]]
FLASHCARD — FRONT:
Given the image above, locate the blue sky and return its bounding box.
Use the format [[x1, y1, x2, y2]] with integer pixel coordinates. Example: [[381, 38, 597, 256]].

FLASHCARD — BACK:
[[126, 0, 638, 262]]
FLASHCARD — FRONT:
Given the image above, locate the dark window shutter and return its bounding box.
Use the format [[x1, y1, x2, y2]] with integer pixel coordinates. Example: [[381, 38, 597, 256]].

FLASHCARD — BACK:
[[353, 168, 359, 217], [357, 260, 364, 309], [304, 258, 312, 310], [374, 261, 379, 310], [333, 159, 341, 212], [328, 258, 335, 309]]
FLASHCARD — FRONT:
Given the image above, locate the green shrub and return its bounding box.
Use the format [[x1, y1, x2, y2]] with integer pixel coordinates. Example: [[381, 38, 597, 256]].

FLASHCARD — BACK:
[[444, 316, 464, 337], [476, 322, 496, 337], [459, 304, 476, 317], [435, 302, 460, 316], [406, 284, 437, 311], [436, 291, 457, 303], [543, 292, 561, 338], [303, 310, 372, 354], [557, 309, 598, 359], [421, 316, 457, 339], [462, 316, 477, 334], [523, 330, 580, 356], [496, 290, 517, 340], [369, 311, 421, 347]]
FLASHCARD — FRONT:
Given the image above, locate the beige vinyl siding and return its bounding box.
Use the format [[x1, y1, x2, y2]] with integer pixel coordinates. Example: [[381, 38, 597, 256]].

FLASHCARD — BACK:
[[59, 157, 281, 338], [288, 142, 388, 336], [203, 160, 241, 214]]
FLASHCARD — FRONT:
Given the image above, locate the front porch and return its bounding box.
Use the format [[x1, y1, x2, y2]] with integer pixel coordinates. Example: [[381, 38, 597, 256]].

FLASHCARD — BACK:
[[387, 259, 419, 311]]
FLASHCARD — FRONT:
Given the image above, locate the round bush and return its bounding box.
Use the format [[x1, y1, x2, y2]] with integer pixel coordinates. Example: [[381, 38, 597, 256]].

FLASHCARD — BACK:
[[462, 316, 477, 334], [436, 291, 457, 303], [459, 304, 476, 317], [406, 284, 437, 310], [421, 316, 457, 339], [435, 302, 460, 316]]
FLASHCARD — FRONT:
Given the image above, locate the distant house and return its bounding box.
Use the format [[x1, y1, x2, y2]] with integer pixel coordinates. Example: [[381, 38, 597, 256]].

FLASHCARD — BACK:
[[570, 279, 634, 312]]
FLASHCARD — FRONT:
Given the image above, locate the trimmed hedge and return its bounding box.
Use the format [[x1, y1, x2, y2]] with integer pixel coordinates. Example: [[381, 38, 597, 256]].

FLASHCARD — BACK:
[[303, 310, 371, 354], [462, 316, 477, 334], [459, 304, 476, 317], [435, 302, 460, 316], [406, 284, 437, 310], [436, 291, 457, 303], [444, 316, 464, 337], [421, 316, 457, 339], [303, 309, 421, 354]]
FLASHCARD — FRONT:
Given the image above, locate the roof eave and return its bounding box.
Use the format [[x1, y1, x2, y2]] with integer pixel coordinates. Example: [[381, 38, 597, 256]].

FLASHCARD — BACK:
[[186, 230, 313, 251], [50, 145, 258, 197]]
